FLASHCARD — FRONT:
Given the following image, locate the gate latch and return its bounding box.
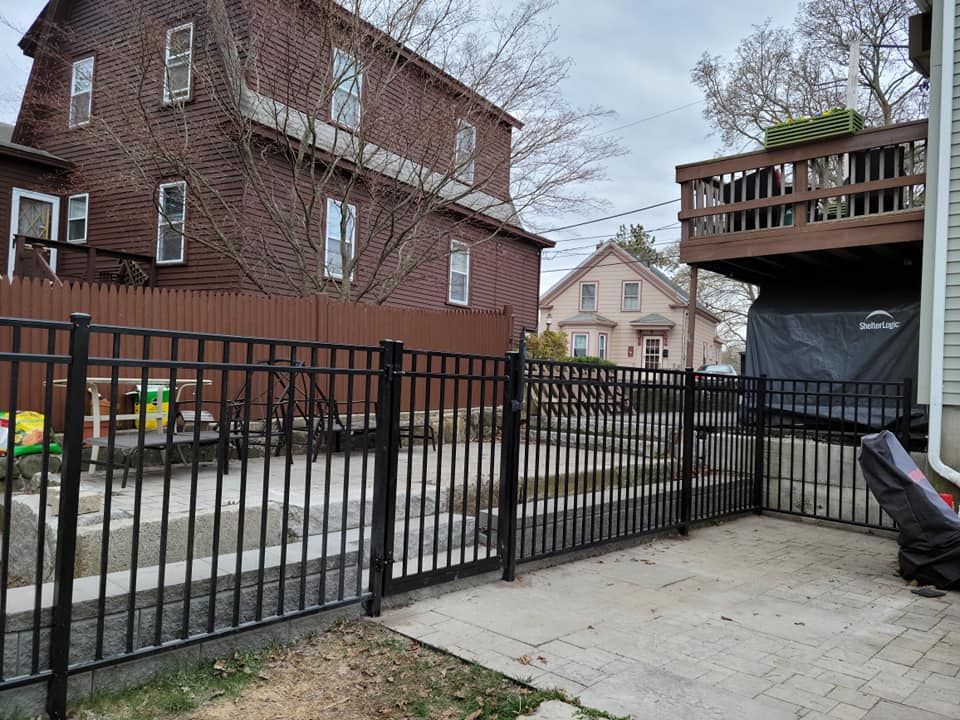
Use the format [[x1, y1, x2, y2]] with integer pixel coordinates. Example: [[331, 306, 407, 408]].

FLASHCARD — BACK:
[[373, 553, 394, 572]]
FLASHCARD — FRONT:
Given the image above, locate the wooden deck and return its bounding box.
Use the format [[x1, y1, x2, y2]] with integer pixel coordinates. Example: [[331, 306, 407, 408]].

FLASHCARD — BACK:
[[675, 120, 927, 283]]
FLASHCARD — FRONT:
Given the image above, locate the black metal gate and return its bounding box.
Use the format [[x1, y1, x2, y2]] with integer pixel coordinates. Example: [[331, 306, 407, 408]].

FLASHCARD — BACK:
[[371, 343, 522, 603]]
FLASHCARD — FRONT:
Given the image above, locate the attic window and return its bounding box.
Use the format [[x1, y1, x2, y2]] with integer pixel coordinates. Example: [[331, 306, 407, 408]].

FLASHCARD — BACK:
[[331, 48, 362, 129], [623, 281, 640, 311], [164, 22, 194, 104], [579, 282, 597, 312], [69, 57, 94, 128], [454, 121, 476, 184]]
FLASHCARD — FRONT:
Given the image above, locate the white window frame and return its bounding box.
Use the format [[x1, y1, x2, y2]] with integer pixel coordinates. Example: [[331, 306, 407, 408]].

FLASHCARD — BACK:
[[69, 56, 94, 128], [571, 333, 589, 358], [325, 197, 356, 280], [448, 240, 470, 305], [331, 48, 362, 129], [67, 193, 89, 244], [163, 22, 194, 105], [156, 181, 187, 265], [454, 121, 476, 184], [579, 282, 597, 312], [622, 281, 640, 311], [598, 333, 608, 360], [643, 336, 662, 370]]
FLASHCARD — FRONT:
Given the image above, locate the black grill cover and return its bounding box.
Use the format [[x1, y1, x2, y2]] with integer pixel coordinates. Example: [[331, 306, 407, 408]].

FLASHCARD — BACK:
[[859, 431, 960, 589]]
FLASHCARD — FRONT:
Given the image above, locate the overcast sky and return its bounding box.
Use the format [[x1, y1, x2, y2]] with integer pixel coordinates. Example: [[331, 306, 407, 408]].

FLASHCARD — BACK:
[[0, 1, 799, 292]]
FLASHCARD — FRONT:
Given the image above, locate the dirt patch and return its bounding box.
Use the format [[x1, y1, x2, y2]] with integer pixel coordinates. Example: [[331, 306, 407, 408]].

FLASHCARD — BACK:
[[183, 621, 559, 720]]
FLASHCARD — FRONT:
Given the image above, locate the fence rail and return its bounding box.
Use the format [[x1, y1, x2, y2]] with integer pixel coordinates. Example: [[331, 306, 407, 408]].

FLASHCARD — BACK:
[[0, 313, 917, 718]]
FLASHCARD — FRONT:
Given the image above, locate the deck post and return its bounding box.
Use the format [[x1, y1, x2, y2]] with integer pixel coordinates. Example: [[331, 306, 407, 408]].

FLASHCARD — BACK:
[[685, 265, 699, 369]]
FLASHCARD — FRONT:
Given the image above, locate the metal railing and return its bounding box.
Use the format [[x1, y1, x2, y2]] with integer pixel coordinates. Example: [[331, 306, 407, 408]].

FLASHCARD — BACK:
[[0, 314, 918, 717]]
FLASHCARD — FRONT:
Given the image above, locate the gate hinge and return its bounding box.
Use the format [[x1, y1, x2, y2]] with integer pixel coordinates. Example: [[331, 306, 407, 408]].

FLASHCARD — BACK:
[[373, 553, 394, 571]]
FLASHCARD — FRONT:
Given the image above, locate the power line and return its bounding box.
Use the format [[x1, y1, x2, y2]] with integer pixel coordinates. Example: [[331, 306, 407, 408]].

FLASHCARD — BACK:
[[545, 223, 682, 258], [549, 221, 681, 247], [539, 198, 680, 234], [601, 99, 705, 135], [541, 249, 684, 275]]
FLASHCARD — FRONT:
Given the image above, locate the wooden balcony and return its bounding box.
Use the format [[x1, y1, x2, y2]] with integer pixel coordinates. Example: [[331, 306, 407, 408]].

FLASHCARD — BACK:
[[13, 235, 157, 286], [676, 120, 927, 284]]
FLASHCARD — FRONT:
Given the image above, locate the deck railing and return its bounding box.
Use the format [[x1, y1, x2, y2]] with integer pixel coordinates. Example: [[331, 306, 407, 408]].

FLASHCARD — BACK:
[[676, 120, 928, 255], [12, 235, 157, 286]]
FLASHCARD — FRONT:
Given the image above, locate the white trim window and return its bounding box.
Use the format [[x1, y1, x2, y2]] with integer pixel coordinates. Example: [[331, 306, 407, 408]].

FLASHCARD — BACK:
[[572, 333, 589, 358], [643, 336, 662, 370], [163, 22, 194, 104], [454, 121, 476, 184], [579, 282, 597, 312], [598, 333, 608, 360], [622, 281, 640, 311], [156, 181, 187, 264], [69, 56, 94, 128], [331, 48, 362, 129], [325, 198, 356, 279], [67, 193, 89, 244], [448, 240, 470, 305]]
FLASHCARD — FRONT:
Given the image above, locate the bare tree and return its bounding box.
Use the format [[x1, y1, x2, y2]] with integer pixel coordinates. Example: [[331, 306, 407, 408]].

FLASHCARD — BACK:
[[23, 0, 621, 300], [693, 0, 926, 152]]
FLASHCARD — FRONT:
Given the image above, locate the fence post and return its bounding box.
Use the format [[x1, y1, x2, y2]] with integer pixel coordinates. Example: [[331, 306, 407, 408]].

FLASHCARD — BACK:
[[498, 350, 523, 581], [752, 375, 767, 513], [900, 376, 913, 449], [679, 368, 695, 535], [366, 339, 403, 617], [46, 313, 91, 720]]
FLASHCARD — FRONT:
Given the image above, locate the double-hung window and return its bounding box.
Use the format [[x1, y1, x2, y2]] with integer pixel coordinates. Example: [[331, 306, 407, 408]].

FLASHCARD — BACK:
[[331, 48, 362, 129], [448, 240, 470, 305], [580, 282, 597, 312], [164, 22, 194, 104], [157, 181, 187, 264], [572, 333, 588, 358], [622, 281, 640, 311], [325, 198, 356, 279], [67, 194, 89, 243], [69, 57, 94, 128], [454, 121, 476, 184]]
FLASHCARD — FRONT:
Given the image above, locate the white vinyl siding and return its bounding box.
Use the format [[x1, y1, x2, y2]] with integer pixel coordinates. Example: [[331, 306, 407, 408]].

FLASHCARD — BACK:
[[325, 198, 356, 279], [69, 57, 94, 128], [448, 240, 470, 304], [572, 333, 588, 357], [454, 122, 476, 183], [67, 194, 88, 243], [156, 181, 186, 264], [943, 5, 960, 405], [163, 23, 194, 104], [331, 48, 362, 129]]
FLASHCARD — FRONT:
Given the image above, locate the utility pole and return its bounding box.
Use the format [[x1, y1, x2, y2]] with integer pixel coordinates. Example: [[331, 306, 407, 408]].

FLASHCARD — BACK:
[[846, 37, 860, 109]]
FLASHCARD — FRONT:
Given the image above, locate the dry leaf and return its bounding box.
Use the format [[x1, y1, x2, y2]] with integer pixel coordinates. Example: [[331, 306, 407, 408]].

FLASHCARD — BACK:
[[517, 655, 532, 665], [721, 616, 733, 622], [537, 655, 548, 664], [465, 710, 482, 720]]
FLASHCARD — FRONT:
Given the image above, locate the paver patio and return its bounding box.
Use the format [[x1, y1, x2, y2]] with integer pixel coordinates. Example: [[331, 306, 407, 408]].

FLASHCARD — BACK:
[[379, 515, 960, 720]]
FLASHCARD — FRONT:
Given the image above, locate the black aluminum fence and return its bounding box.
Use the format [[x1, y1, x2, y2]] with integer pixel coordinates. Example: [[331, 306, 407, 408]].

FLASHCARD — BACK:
[[0, 313, 917, 719]]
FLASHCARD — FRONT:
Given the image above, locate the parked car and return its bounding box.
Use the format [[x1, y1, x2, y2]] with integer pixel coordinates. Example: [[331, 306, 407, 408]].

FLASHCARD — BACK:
[[695, 363, 738, 378]]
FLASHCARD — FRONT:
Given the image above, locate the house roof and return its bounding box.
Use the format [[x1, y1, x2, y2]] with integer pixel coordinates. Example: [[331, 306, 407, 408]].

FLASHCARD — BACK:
[[0, 122, 71, 168], [539, 241, 721, 324], [557, 312, 617, 328], [629, 313, 675, 329]]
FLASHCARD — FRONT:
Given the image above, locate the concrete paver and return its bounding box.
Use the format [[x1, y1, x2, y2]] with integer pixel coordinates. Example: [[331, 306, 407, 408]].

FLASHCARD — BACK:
[[379, 516, 960, 720]]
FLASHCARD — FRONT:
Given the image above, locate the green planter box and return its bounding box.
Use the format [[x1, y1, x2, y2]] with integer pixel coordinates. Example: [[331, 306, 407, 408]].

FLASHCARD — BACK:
[[764, 109, 864, 150]]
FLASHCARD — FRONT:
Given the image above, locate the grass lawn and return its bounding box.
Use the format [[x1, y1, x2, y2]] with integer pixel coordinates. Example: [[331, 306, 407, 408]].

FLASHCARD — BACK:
[[38, 621, 625, 720]]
